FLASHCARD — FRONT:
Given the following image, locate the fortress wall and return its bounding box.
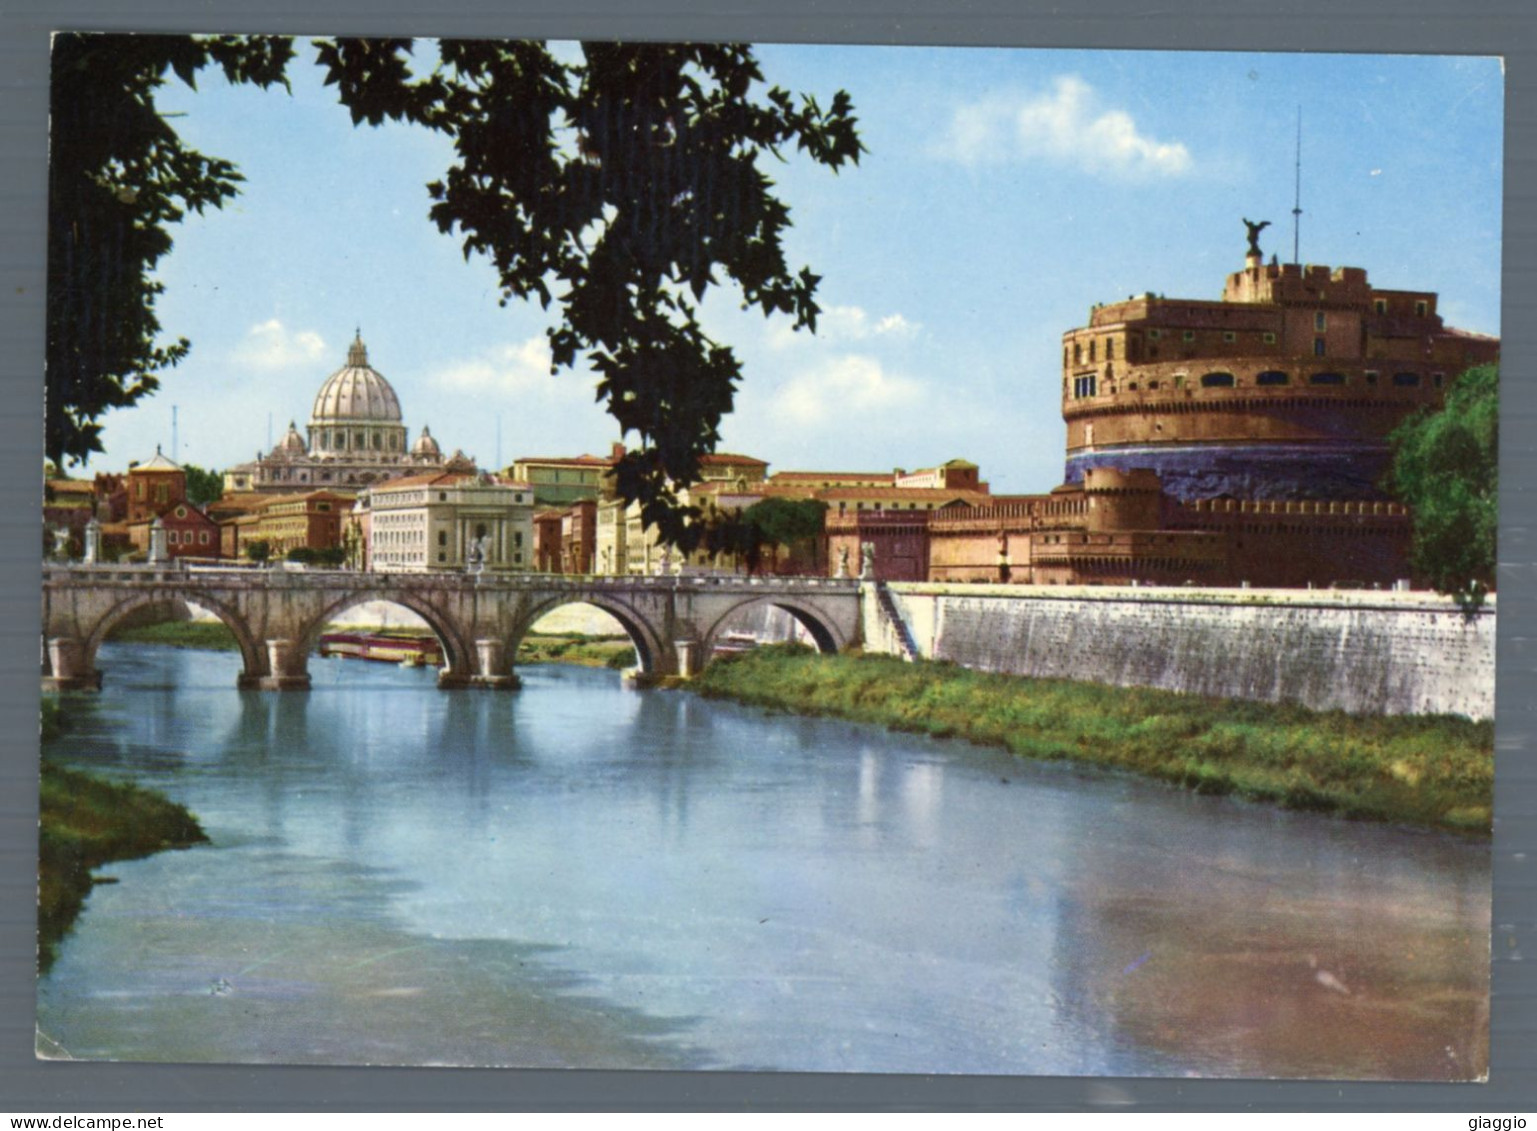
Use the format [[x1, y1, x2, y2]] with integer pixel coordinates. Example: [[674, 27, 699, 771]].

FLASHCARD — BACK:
[[862, 583, 1493, 719]]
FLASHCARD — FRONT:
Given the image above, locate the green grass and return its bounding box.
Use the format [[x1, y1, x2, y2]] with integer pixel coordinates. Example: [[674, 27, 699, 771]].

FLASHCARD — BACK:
[[694, 646, 1493, 834], [107, 620, 241, 650], [518, 634, 637, 670], [38, 758, 208, 972]]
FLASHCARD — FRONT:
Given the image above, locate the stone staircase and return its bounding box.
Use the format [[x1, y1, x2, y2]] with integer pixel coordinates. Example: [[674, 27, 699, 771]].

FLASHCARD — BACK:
[[873, 581, 921, 663]]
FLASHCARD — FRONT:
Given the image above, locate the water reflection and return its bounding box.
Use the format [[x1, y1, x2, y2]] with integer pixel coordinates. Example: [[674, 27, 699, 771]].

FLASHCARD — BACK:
[[40, 644, 1490, 1077]]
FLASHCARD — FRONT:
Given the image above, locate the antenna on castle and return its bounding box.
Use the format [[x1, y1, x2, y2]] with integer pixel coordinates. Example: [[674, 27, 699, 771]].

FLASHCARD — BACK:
[[1291, 106, 1303, 265], [171, 405, 178, 463]]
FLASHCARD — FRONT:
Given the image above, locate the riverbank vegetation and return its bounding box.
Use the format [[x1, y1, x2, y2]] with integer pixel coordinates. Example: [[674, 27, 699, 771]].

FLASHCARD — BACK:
[[517, 634, 636, 669], [108, 620, 240, 650], [38, 741, 208, 971], [694, 647, 1493, 833]]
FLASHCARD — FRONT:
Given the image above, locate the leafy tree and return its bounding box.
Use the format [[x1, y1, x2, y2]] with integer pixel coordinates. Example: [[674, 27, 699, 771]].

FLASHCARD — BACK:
[[313, 38, 863, 549], [1386, 363, 1498, 611], [49, 36, 862, 549], [182, 463, 224, 505], [46, 34, 294, 469], [709, 496, 827, 575], [244, 539, 271, 564]]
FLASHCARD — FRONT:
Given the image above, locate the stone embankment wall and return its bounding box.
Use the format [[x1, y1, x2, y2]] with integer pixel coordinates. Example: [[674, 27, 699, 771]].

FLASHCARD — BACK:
[[863, 583, 1494, 719]]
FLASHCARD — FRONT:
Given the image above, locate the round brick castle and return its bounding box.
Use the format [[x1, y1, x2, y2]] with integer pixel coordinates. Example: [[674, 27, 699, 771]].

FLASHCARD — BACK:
[[1060, 253, 1499, 500]]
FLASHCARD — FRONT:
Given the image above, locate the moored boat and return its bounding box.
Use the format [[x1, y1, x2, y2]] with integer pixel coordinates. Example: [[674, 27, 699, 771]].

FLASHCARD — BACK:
[[319, 631, 444, 667]]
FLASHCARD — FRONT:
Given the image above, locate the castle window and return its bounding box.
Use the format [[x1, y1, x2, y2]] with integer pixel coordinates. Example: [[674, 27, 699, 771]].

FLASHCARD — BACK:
[[1263, 332, 1276, 344], [438, 530, 447, 546], [1148, 329, 1161, 340], [1314, 312, 1327, 331], [1073, 374, 1098, 398], [1088, 340, 1096, 362], [1182, 330, 1195, 342], [1073, 343, 1081, 364], [1415, 300, 1428, 317], [1106, 338, 1115, 360], [1223, 331, 1236, 343], [1200, 372, 1236, 388], [1365, 370, 1379, 385], [1313, 338, 1326, 356], [1147, 380, 1160, 390], [1309, 372, 1346, 386], [1256, 370, 1289, 386], [1374, 299, 1388, 314], [1392, 372, 1421, 387], [1433, 372, 1445, 388]]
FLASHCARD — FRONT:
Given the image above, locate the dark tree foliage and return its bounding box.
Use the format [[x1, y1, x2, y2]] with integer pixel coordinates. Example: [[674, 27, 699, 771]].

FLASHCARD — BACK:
[[312, 38, 863, 549], [46, 34, 294, 469], [181, 463, 224, 505], [1386, 363, 1498, 612], [708, 496, 828, 575]]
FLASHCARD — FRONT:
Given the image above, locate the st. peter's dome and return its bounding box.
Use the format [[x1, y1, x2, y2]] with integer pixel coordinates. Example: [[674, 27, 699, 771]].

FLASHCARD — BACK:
[[310, 332, 403, 425]]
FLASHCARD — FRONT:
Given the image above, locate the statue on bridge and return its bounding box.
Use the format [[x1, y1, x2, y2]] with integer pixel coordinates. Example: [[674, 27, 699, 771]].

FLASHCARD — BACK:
[[835, 545, 850, 579], [859, 541, 875, 581], [49, 525, 72, 562], [466, 533, 492, 574]]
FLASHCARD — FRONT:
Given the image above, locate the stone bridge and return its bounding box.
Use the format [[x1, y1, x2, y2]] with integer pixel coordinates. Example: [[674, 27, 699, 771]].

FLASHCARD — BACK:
[[41, 565, 863, 691]]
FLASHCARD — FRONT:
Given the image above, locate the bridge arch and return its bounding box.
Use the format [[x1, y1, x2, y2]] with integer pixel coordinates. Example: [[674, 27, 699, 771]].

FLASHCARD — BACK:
[[296, 590, 476, 679], [510, 593, 667, 677], [700, 595, 848, 664], [82, 592, 265, 684]]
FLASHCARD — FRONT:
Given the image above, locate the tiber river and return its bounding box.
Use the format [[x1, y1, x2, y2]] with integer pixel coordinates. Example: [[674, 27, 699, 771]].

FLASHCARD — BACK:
[[38, 641, 1490, 1079]]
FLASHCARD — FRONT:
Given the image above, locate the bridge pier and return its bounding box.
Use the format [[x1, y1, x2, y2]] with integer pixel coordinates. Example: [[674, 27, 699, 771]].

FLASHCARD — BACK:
[[42, 637, 101, 692], [255, 639, 311, 691], [469, 639, 520, 690]]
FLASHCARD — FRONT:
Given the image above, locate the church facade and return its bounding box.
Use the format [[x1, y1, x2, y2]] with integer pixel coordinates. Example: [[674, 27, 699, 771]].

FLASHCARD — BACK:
[[222, 333, 474, 495]]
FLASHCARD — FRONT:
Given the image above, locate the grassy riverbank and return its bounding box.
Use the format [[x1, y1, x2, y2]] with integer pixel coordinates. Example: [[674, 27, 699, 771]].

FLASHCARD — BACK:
[[517, 634, 636, 669], [38, 743, 208, 971], [108, 620, 240, 650], [693, 647, 1493, 833]]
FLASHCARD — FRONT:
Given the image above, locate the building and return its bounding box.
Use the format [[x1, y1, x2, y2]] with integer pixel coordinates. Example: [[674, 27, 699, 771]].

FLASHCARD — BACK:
[[228, 490, 355, 560], [1060, 246, 1499, 501], [533, 510, 565, 572], [125, 448, 186, 522], [842, 236, 1496, 588], [222, 333, 475, 495], [359, 472, 535, 573], [507, 445, 622, 506], [126, 501, 223, 560], [560, 499, 597, 575]]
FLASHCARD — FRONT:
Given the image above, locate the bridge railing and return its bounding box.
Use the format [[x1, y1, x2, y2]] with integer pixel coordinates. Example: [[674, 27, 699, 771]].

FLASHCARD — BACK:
[[43, 562, 863, 592]]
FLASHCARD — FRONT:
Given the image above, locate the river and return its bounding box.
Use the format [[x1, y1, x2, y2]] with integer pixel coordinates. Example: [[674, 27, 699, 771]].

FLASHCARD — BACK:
[[37, 643, 1490, 1078]]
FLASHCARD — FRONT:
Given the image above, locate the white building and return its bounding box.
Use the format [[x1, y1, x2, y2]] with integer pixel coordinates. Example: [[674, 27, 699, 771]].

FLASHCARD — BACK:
[[360, 472, 534, 573]]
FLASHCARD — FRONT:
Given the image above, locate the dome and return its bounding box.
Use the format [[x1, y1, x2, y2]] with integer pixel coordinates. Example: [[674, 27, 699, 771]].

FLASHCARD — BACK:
[[274, 421, 307, 455], [412, 424, 442, 459], [309, 332, 403, 425]]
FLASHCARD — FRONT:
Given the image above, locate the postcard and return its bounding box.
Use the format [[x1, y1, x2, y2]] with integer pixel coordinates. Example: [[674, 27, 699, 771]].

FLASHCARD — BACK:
[[38, 34, 1499, 1078]]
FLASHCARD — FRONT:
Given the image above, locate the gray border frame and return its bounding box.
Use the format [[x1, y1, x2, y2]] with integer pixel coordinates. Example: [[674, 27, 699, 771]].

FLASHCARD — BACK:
[[2, 0, 1532, 1113]]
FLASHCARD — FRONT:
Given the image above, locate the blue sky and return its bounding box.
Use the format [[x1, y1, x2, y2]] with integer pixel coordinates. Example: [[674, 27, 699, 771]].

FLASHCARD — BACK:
[[77, 41, 1503, 495]]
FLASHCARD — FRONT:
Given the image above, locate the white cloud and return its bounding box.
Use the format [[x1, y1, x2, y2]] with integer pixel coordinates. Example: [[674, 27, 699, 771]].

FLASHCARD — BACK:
[[773, 354, 924, 426], [939, 76, 1191, 178], [232, 320, 328, 370], [767, 304, 921, 350], [434, 336, 557, 394]]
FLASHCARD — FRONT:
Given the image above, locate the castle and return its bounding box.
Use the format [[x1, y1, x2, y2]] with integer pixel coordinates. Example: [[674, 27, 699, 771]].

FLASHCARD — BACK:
[[827, 231, 1499, 588]]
